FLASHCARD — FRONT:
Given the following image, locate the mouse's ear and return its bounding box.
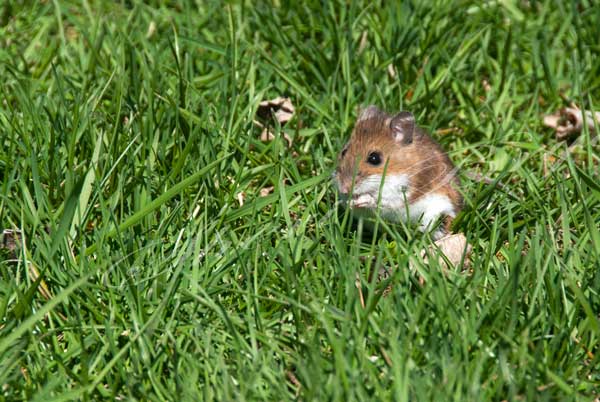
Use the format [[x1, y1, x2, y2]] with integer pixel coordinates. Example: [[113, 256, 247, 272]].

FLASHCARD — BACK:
[[357, 105, 381, 122], [390, 111, 415, 144]]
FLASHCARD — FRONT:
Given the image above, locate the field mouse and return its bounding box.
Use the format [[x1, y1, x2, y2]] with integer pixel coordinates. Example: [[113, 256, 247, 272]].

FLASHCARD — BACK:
[[334, 106, 462, 239]]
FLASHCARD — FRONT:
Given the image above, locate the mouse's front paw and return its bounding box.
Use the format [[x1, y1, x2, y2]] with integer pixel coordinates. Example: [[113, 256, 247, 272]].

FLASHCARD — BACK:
[[351, 194, 377, 209]]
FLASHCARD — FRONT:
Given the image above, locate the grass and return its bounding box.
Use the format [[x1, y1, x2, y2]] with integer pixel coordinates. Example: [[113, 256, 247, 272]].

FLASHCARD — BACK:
[[0, 0, 599, 400]]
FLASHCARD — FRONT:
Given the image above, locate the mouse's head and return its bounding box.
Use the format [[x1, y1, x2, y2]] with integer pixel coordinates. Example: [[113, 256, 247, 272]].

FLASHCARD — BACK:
[[335, 106, 419, 209]]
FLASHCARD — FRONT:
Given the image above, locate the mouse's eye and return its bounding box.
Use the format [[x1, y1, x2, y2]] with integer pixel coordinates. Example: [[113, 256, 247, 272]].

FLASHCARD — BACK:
[[367, 151, 382, 166]]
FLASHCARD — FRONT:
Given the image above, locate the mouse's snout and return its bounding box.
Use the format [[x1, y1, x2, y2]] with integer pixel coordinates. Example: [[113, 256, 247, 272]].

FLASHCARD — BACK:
[[335, 151, 362, 196], [334, 172, 352, 195]]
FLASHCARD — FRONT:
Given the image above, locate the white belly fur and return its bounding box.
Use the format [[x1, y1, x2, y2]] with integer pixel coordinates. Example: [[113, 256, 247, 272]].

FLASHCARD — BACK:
[[350, 174, 455, 237]]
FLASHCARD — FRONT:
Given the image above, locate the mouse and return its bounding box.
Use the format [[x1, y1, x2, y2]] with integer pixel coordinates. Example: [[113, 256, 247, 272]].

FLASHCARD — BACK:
[[334, 105, 462, 240]]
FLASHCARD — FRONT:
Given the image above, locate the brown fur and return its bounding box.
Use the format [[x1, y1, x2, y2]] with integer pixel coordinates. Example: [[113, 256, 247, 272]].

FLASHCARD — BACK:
[[336, 107, 462, 214]]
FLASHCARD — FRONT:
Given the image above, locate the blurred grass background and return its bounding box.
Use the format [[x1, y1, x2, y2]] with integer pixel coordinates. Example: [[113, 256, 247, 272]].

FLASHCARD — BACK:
[[0, 0, 599, 400]]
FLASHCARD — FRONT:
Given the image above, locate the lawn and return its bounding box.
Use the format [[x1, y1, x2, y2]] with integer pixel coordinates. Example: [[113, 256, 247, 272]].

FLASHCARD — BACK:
[[1, 0, 599, 400]]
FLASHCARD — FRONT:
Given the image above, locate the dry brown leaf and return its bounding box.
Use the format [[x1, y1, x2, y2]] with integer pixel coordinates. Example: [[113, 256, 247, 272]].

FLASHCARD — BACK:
[[259, 127, 275, 142], [274, 108, 293, 125], [543, 106, 600, 141], [257, 96, 295, 124], [259, 186, 274, 197], [256, 96, 295, 147]]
